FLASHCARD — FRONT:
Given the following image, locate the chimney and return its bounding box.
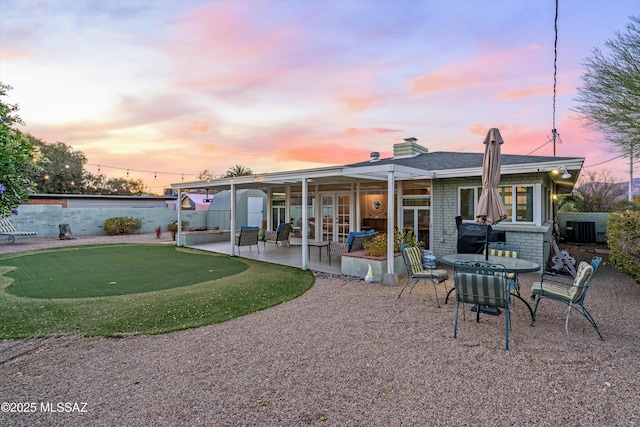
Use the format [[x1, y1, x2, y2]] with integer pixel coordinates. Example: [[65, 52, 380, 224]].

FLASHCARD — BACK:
[[393, 137, 428, 157]]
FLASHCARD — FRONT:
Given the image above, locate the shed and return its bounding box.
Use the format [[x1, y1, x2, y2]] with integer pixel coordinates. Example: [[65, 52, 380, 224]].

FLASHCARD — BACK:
[[208, 189, 267, 231]]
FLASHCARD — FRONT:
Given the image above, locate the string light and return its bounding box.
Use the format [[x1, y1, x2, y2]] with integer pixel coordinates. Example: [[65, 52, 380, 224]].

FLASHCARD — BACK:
[[85, 162, 198, 179]]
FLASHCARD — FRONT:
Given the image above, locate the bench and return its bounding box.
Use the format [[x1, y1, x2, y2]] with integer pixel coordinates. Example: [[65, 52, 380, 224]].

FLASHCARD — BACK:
[[0, 218, 37, 244]]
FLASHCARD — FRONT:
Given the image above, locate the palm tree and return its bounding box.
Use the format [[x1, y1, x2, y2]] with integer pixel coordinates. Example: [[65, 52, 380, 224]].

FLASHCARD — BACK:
[[225, 164, 253, 177]]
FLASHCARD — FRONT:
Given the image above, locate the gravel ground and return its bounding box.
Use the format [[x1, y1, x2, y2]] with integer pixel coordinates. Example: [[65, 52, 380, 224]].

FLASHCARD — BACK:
[[0, 234, 639, 426]]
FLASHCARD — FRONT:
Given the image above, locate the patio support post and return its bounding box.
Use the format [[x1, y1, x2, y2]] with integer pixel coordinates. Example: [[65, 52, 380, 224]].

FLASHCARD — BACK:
[[230, 181, 237, 256], [177, 188, 182, 247], [266, 188, 272, 233], [355, 182, 361, 232], [301, 177, 309, 270], [383, 168, 398, 286]]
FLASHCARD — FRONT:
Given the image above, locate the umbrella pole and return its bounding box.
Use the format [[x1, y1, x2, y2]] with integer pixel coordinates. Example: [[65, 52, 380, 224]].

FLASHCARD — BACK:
[[485, 225, 492, 260]]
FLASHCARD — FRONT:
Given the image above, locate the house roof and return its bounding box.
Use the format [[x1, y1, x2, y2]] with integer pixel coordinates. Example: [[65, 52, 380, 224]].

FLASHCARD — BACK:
[[180, 193, 213, 210], [172, 151, 584, 191], [347, 151, 580, 172], [182, 193, 211, 204]]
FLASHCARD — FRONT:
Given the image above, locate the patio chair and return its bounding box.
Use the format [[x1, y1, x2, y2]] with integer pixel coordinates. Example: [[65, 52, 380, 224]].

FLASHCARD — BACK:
[[453, 261, 511, 350], [0, 217, 37, 244], [398, 243, 449, 308], [327, 230, 377, 265], [530, 256, 603, 340], [488, 242, 520, 295], [235, 226, 259, 253], [264, 223, 291, 250]]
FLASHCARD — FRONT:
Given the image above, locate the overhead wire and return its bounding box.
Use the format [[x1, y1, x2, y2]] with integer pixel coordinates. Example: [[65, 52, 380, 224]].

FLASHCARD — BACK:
[[552, 0, 559, 156]]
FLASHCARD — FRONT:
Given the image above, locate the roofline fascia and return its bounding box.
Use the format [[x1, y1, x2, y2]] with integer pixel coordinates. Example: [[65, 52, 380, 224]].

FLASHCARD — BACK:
[[432, 158, 585, 179]]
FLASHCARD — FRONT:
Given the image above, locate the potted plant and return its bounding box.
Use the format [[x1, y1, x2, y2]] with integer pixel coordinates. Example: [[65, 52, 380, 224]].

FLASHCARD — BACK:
[[168, 220, 190, 240]]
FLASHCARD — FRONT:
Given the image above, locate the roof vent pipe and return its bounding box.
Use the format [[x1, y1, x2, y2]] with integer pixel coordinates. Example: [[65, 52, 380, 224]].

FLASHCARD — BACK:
[[370, 152, 380, 162]]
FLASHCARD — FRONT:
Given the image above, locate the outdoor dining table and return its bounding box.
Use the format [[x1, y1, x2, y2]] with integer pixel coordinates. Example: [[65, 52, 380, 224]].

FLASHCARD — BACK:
[[440, 253, 541, 324]]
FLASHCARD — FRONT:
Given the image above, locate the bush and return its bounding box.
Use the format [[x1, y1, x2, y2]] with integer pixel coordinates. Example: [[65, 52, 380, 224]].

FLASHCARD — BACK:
[[363, 234, 388, 257], [103, 216, 143, 235], [167, 220, 189, 239], [363, 228, 419, 257], [607, 211, 640, 283]]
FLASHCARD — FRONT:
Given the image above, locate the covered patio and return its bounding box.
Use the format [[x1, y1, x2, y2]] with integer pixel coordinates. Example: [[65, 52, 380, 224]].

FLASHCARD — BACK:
[[187, 238, 343, 276]]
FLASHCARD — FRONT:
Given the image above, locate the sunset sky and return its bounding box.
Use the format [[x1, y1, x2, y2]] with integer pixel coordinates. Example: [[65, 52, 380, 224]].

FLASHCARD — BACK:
[[1, 0, 638, 193]]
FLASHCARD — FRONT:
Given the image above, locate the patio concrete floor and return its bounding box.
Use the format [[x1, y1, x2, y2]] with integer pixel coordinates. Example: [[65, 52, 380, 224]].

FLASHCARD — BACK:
[[186, 240, 344, 275]]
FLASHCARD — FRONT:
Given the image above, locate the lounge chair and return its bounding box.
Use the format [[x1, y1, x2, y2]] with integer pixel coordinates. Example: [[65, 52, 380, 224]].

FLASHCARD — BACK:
[[327, 230, 377, 265], [264, 223, 291, 250], [235, 226, 260, 252], [0, 218, 37, 244]]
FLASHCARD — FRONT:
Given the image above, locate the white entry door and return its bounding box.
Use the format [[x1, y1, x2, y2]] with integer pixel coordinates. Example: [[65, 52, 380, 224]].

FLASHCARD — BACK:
[[247, 197, 263, 227]]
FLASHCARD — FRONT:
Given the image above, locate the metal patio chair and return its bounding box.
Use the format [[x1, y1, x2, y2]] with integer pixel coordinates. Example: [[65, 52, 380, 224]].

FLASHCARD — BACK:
[[531, 256, 603, 340], [454, 261, 511, 350], [488, 242, 520, 295], [398, 243, 449, 308]]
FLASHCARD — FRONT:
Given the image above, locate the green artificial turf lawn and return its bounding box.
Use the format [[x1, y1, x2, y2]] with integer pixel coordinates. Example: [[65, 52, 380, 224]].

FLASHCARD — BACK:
[[0, 244, 315, 338], [3, 244, 246, 298]]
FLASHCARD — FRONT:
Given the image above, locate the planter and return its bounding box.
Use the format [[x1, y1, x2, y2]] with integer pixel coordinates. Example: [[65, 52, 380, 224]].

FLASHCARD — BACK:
[[180, 230, 230, 245], [341, 250, 406, 283]]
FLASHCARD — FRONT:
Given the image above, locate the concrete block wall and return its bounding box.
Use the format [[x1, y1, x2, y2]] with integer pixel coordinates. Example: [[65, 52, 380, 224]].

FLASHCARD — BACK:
[[504, 226, 552, 269], [556, 212, 610, 243], [431, 177, 482, 257], [9, 205, 208, 238]]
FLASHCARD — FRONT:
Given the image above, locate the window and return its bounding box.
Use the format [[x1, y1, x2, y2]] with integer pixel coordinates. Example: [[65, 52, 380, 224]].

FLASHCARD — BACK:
[[458, 185, 537, 224], [515, 186, 534, 222], [459, 187, 477, 221]]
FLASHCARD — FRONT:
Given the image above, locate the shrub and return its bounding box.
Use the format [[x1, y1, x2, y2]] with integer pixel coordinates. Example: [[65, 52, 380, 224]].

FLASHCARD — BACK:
[[364, 234, 388, 257], [607, 211, 640, 283], [364, 228, 419, 257], [103, 216, 143, 235], [167, 220, 190, 239]]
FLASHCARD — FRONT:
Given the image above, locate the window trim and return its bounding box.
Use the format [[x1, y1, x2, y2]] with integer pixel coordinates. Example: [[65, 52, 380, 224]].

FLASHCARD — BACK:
[[457, 184, 541, 226]]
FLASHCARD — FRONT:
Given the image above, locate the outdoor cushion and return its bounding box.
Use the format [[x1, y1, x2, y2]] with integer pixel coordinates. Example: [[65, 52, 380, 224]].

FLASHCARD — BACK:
[[275, 222, 290, 234], [531, 261, 593, 303], [413, 269, 448, 280], [345, 230, 365, 246], [455, 272, 508, 308]]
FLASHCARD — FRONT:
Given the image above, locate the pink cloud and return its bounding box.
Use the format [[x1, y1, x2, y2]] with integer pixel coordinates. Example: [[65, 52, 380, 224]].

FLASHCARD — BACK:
[[494, 86, 551, 101], [0, 46, 30, 60], [337, 96, 380, 113], [188, 121, 211, 134], [344, 127, 402, 137], [410, 45, 546, 96], [275, 143, 376, 165]]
